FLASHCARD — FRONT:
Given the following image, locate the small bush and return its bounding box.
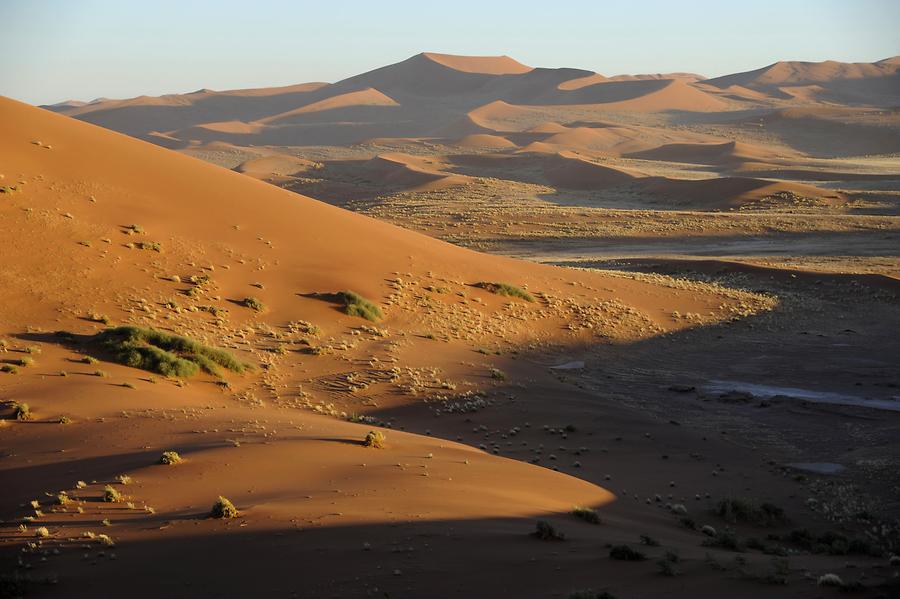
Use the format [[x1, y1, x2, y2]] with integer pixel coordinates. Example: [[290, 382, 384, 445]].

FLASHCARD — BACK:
[[159, 451, 182, 465], [210, 496, 238, 519], [703, 527, 744, 552], [56, 493, 69, 505], [13, 402, 31, 421], [609, 544, 646, 561], [475, 282, 535, 302], [103, 485, 122, 503], [135, 241, 161, 252], [533, 520, 565, 541], [0, 364, 17, 374], [363, 430, 385, 449], [339, 291, 382, 321], [81, 356, 99, 365], [818, 573, 843, 587], [640, 534, 660, 547], [241, 297, 265, 312], [93, 326, 248, 377], [489, 368, 506, 380], [715, 498, 788, 527], [572, 506, 601, 525], [58, 416, 72, 424], [15, 357, 34, 367]]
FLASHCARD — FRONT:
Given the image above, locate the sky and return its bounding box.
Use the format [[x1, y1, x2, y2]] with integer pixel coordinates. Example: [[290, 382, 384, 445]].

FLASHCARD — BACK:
[[2, 0, 898, 105]]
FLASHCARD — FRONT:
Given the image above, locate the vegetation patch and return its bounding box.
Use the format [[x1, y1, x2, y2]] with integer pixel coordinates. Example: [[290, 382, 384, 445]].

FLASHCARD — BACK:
[[210, 496, 238, 519], [241, 297, 265, 312], [159, 451, 182, 465], [532, 520, 565, 541], [363, 430, 386, 448], [92, 326, 248, 378], [715, 498, 788, 527], [609, 544, 646, 561], [572, 506, 602, 525], [339, 291, 382, 321], [475, 282, 535, 302], [103, 485, 122, 503]]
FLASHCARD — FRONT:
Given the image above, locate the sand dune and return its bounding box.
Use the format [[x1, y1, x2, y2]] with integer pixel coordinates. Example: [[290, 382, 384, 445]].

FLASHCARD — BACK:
[[257, 88, 400, 124], [364, 152, 469, 190], [627, 140, 792, 165], [540, 151, 643, 189], [453, 133, 518, 149], [704, 57, 900, 105]]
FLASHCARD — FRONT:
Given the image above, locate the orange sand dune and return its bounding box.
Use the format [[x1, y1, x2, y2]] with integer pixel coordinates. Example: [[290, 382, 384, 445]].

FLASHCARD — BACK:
[[257, 88, 400, 124], [548, 78, 727, 112], [541, 151, 642, 189], [420, 52, 533, 75], [365, 152, 469, 191], [453, 133, 518, 149], [627, 140, 794, 165], [704, 57, 900, 105], [234, 154, 320, 179], [645, 176, 844, 210]]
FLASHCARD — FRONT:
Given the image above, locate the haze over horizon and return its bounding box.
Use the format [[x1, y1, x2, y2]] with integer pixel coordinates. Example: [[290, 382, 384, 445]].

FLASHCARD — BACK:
[[2, 0, 898, 105]]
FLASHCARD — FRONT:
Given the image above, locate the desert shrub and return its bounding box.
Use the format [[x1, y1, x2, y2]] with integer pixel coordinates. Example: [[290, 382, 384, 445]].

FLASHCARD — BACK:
[[489, 368, 506, 380], [93, 326, 248, 377], [572, 506, 601, 525], [339, 291, 382, 321], [15, 357, 34, 367], [609, 544, 646, 561], [0, 364, 17, 374], [680, 516, 697, 530], [241, 297, 265, 312], [715, 498, 788, 527], [81, 355, 99, 365], [702, 527, 744, 552], [475, 282, 535, 302], [818, 573, 843, 587], [363, 430, 385, 448], [210, 496, 238, 519], [640, 534, 660, 547], [13, 402, 31, 421], [56, 493, 69, 505], [58, 415, 72, 424], [135, 241, 161, 252], [159, 451, 182, 465], [533, 520, 565, 541], [103, 485, 122, 503]]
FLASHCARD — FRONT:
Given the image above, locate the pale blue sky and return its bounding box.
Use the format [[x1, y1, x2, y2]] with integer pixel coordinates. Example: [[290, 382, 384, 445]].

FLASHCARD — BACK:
[[2, 0, 898, 105]]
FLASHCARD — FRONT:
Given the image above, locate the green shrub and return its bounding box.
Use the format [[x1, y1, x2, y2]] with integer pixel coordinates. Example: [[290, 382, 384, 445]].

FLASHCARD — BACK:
[[476, 282, 535, 302], [13, 402, 31, 421], [15, 357, 34, 367], [58, 416, 72, 424], [210, 496, 238, 519], [241, 297, 265, 312], [702, 527, 744, 552], [81, 356, 99, 365], [609, 544, 646, 561], [715, 498, 788, 527], [0, 364, 17, 374], [135, 241, 161, 252], [363, 430, 385, 448], [532, 520, 565, 541], [339, 291, 382, 321], [103, 485, 122, 502], [93, 326, 248, 377], [572, 506, 601, 525], [159, 451, 182, 465]]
